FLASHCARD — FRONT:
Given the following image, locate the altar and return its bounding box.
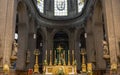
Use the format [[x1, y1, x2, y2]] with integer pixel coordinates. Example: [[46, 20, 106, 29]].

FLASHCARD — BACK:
[[42, 46, 77, 75], [33, 46, 92, 75], [44, 65, 77, 75]]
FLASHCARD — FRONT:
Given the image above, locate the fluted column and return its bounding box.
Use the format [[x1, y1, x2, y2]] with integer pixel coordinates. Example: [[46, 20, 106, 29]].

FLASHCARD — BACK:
[[102, 0, 119, 65], [0, 0, 16, 66]]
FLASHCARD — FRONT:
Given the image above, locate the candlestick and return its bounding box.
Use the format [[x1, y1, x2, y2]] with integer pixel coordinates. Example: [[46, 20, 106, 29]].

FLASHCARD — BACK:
[[72, 50, 75, 65], [80, 48, 87, 73], [46, 50, 47, 62], [54, 50, 57, 65], [68, 50, 70, 65], [49, 50, 52, 65], [33, 49, 40, 73]]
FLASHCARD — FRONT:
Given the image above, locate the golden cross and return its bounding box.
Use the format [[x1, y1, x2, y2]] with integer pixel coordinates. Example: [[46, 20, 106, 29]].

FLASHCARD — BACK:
[[57, 45, 63, 52]]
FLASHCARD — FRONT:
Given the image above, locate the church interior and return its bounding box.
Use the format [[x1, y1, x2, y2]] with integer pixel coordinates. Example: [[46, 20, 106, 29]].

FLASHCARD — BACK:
[[0, 0, 120, 75]]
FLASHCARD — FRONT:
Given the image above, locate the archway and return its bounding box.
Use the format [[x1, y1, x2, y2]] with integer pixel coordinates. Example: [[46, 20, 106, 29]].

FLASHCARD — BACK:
[[36, 30, 44, 72], [53, 31, 69, 64]]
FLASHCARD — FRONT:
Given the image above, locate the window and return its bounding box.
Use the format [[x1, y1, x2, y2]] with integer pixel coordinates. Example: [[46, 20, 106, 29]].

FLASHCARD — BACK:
[[54, 0, 68, 16], [37, 0, 44, 13], [78, 0, 84, 12]]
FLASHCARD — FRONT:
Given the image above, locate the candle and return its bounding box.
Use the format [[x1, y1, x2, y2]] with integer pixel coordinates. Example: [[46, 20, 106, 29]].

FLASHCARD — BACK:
[[46, 50, 47, 60], [72, 50, 74, 55]]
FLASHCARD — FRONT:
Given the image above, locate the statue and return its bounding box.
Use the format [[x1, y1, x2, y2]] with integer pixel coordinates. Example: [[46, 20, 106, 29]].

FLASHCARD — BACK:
[[11, 40, 18, 57], [102, 40, 109, 55], [102, 40, 110, 61], [11, 40, 18, 61]]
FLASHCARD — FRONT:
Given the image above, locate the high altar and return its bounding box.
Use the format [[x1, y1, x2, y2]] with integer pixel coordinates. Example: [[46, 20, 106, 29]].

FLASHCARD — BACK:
[[42, 46, 77, 75]]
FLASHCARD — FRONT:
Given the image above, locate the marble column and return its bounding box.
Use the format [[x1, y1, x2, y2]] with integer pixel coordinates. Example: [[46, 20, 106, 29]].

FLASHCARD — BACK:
[[16, 23, 28, 70], [0, 0, 16, 66], [102, 0, 120, 73], [102, 0, 118, 64]]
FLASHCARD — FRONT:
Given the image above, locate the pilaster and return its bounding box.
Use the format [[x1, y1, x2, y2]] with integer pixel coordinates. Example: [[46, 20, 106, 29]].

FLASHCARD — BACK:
[[0, 0, 16, 66]]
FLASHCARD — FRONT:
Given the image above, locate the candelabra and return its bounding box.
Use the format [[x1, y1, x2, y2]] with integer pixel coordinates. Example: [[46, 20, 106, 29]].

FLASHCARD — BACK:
[[49, 50, 52, 66], [72, 50, 75, 65], [68, 50, 70, 65], [80, 48, 87, 73], [33, 49, 40, 73]]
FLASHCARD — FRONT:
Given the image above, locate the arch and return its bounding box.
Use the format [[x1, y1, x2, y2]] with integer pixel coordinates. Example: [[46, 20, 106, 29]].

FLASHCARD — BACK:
[[53, 31, 69, 65], [16, 0, 29, 71], [51, 29, 70, 41], [17, 1, 28, 23]]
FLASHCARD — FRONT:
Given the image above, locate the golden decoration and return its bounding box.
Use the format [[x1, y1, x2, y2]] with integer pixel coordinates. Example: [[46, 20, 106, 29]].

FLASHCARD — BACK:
[[33, 49, 40, 73]]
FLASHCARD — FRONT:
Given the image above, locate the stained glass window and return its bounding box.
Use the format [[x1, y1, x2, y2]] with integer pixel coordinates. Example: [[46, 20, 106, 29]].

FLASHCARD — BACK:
[[54, 0, 68, 16], [37, 0, 44, 13], [78, 0, 84, 12]]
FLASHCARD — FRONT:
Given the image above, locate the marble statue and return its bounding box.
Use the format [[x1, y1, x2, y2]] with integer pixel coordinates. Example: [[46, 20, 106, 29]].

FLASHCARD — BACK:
[[11, 40, 18, 57], [102, 40, 109, 55]]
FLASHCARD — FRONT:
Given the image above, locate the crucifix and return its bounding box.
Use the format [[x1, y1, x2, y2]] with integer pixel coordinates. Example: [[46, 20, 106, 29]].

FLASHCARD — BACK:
[[57, 45, 63, 65]]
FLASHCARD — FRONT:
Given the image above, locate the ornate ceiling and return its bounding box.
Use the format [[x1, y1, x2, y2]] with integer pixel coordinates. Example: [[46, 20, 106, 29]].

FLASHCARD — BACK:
[[24, 0, 94, 27]]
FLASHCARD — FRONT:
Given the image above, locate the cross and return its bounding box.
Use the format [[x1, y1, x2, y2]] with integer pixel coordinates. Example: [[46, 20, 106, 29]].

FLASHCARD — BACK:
[[57, 45, 63, 52]]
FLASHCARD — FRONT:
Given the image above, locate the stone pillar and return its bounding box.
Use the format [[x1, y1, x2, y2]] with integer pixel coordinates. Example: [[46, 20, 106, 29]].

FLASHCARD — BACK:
[[16, 23, 28, 70], [102, 0, 118, 64], [92, 1, 106, 69], [27, 18, 36, 69], [74, 27, 81, 71], [47, 29, 53, 64], [41, 27, 47, 64], [27, 33, 36, 69], [102, 0, 120, 73], [0, 0, 16, 66], [93, 22, 106, 69], [69, 29, 75, 65], [86, 19, 96, 63]]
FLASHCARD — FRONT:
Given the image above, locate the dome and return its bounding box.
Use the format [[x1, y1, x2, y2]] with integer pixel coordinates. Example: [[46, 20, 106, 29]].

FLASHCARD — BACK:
[[36, 0, 86, 20]]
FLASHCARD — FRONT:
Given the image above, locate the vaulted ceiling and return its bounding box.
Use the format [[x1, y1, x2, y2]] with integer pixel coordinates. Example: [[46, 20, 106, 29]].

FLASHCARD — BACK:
[[24, 0, 95, 27]]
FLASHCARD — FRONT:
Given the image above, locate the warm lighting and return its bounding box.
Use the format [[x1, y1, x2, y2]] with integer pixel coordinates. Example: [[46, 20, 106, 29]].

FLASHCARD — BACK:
[[33, 49, 40, 73], [87, 63, 93, 75], [111, 63, 117, 73], [3, 63, 10, 74]]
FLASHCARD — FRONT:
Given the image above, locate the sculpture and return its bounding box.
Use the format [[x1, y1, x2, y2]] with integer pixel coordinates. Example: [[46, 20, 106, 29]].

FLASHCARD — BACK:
[[11, 40, 18, 58], [102, 40, 110, 63], [102, 40, 109, 55]]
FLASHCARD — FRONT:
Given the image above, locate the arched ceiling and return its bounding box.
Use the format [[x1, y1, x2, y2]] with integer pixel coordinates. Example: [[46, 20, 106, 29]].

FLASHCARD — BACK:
[[24, 0, 95, 27]]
